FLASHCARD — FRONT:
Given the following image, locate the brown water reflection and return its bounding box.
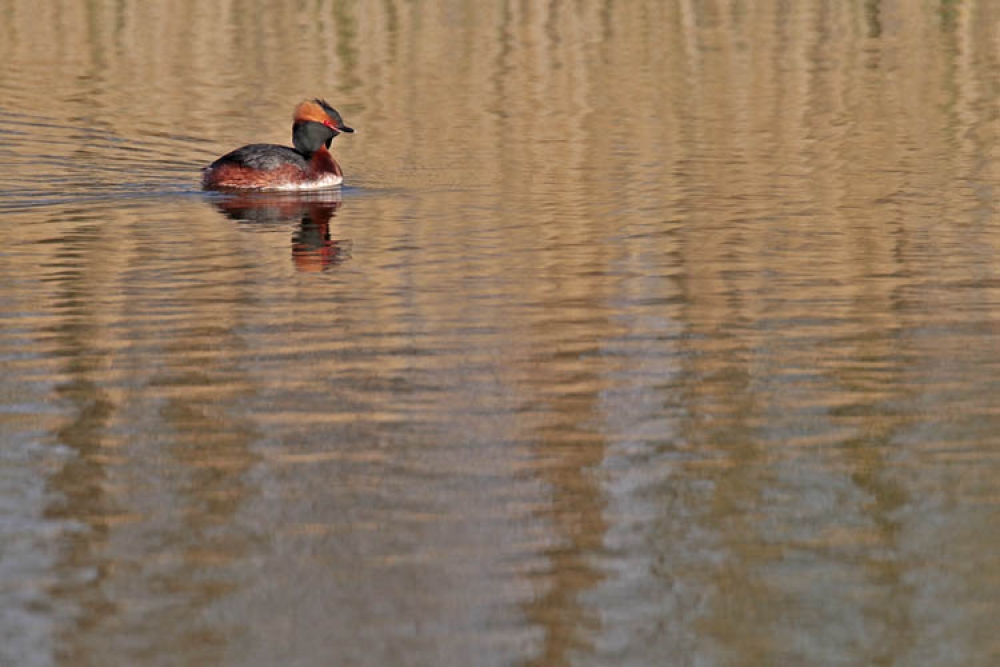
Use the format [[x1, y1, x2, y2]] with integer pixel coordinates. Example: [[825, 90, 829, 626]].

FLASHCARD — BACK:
[[212, 193, 352, 272], [1, 1, 1000, 666]]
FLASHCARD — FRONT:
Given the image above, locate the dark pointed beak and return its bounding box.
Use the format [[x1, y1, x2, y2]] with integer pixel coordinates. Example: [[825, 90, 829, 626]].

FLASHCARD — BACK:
[[322, 120, 355, 134]]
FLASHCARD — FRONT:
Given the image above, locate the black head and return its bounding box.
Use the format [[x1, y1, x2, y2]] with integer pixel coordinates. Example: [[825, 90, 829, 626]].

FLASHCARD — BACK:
[[292, 99, 354, 156], [292, 99, 355, 155], [292, 122, 332, 156], [314, 99, 354, 134]]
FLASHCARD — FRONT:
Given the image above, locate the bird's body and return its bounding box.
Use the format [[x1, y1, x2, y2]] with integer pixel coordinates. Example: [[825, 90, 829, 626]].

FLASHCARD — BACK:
[[202, 99, 353, 191]]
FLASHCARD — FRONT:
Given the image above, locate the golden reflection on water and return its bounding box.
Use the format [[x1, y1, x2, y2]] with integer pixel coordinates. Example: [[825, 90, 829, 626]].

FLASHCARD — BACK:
[[2, 1, 1000, 665]]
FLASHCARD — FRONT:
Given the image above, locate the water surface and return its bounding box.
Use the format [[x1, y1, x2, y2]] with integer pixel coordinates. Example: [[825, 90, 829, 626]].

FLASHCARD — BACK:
[[2, 1, 1000, 665]]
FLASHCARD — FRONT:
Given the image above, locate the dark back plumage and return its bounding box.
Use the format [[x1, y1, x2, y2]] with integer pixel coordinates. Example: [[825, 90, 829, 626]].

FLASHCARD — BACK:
[[207, 144, 309, 171]]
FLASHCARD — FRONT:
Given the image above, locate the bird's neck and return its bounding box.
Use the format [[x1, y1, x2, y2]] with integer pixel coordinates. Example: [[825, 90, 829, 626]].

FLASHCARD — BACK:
[[293, 121, 332, 157], [308, 148, 342, 177]]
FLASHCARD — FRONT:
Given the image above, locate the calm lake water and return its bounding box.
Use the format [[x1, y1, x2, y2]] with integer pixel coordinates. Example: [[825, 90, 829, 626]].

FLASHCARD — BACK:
[[2, 1, 1000, 665]]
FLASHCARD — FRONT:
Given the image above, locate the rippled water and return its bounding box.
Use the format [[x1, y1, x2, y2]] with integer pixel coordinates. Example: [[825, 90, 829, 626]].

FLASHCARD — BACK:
[[2, 1, 1000, 665]]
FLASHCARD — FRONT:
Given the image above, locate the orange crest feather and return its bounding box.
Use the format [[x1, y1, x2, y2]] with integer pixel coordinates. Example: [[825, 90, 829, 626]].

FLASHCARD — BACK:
[[293, 100, 330, 124]]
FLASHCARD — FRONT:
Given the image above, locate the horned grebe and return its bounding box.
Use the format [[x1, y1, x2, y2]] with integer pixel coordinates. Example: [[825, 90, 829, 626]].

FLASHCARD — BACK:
[[202, 99, 354, 191]]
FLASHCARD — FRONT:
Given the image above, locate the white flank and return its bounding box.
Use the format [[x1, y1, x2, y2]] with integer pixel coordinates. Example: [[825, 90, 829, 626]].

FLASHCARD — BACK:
[[269, 173, 344, 191]]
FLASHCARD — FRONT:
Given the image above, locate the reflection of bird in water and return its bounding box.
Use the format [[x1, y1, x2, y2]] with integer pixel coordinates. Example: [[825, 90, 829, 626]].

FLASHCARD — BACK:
[[211, 191, 352, 272]]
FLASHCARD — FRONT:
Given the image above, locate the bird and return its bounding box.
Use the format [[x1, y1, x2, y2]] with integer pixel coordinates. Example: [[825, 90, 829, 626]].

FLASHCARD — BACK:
[[202, 99, 354, 190]]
